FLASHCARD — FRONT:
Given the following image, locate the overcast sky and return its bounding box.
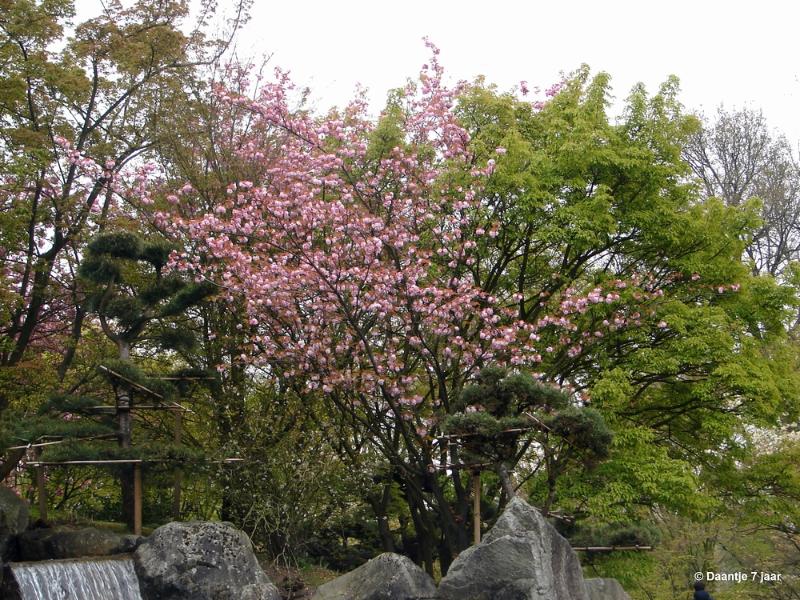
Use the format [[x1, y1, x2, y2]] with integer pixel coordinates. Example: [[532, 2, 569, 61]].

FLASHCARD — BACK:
[[79, 0, 800, 144], [239, 0, 799, 144]]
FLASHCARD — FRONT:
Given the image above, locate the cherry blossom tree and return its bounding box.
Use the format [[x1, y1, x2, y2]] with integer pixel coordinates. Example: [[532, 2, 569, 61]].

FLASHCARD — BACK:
[[156, 49, 722, 571], [1, 6, 794, 576]]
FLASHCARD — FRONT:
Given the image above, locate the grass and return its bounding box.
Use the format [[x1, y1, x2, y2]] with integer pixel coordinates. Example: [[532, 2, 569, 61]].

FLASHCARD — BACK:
[[298, 563, 340, 588], [29, 506, 156, 535], [258, 556, 340, 599]]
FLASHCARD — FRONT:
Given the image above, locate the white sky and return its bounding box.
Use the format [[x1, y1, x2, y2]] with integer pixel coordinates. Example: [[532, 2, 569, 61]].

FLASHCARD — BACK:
[[78, 0, 800, 145]]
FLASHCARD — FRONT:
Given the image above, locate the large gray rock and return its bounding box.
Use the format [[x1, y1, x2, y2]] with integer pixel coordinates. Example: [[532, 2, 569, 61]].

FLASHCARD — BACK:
[[0, 486, 28, 561], [584, 578, 631, 600], [134, 521, 280, 600], [17, 525, 142, 560], [437, 497, 589, 600], [313, 552, 436, 600]]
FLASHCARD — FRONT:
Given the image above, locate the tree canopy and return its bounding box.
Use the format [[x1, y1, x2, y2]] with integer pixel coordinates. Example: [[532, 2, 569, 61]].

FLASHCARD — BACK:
[[0, 6, 798, 595], [152, 50, 800, 574]]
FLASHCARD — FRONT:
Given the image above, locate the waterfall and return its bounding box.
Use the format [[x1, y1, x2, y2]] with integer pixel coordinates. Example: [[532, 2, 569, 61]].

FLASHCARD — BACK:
[[9, 555, 142, 600]]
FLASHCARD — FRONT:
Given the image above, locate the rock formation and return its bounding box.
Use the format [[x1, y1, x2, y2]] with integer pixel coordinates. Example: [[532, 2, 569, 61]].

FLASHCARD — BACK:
[[0, 486, 28, 562], [584, 577, 631, 600], [17, 525, 141, 560], [134, 521, 280, 600], [313, 552, 436, 600], [437, 497, 589, 600]]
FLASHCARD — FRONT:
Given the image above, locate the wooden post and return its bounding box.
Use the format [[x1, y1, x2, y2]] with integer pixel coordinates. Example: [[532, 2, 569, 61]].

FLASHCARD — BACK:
[[473, 471, 481, 545], [172, 408, 183, 520], [35, 447, 47, 522], [133, 463, 142, 536]]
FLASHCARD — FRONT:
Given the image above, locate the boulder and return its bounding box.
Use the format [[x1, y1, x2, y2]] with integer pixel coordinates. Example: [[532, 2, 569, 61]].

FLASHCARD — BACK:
[[0, 486, 29, 561], [313, 552, 436, 600], [584, 578, 631, 600], [437, 497, 589, 600], [17, 525, 142, 560], [134, 521, 280, 600]]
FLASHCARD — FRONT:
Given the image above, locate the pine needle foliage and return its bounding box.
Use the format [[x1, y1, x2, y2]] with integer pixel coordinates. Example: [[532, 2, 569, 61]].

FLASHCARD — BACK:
[[444, 367, 612, 485]]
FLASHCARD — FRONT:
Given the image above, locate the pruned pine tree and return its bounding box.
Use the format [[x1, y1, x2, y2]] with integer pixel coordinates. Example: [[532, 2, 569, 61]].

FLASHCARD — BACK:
[[0, 0, 249, 482], [31, 231, 216, 528], [443, 367, 611, 517]]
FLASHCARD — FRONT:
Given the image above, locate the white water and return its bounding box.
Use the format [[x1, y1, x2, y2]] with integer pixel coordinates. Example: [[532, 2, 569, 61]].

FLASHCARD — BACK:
[[10, 556, 143, 600]]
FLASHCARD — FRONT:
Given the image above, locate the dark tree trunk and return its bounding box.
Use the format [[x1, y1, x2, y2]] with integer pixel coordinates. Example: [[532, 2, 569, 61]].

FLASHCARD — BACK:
[[407, 500, 435, 576], [120, 464, 136, 531], [57, 305, 86, 381], [0, 448, 27, 482], [496, 462, 516, 501], [369, 484, 396, 552], [116, 341, 136, 530], [428, 478, 468, 574], [396, 468, 472, 576]]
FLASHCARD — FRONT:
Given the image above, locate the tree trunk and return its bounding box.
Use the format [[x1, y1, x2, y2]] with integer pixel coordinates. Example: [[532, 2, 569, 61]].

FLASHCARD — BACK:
[[116, 341, 136, 530], [396, 467, 472, 576], [368, 484, 395, 552], [172, 409, 183, 520], [0, 448, 27, 482], [408, 500, 435, 576], [429, 474, 470, 573], [398, 513, 419, 564], [496, 462, 516, 501], [8, 259, 56, 366], [472, 471, 481, 545], [57, 305, 86, 381]]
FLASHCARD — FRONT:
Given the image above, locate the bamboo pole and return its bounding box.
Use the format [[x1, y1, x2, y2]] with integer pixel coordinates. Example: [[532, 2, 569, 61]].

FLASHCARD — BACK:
[[8, 434, 118, 450], [88, 402, 193, 413], [89, 405, 185, 411], [28, 459, 145, 465], [473, 471, 481, 545], [99, 365, 164, 399], [149, 376, 215, 381], [436, 426, 538, 440], [429, 462, 495, 470], [133, 463, 142, 536], [572, 545, 653, 552], [26, 457, 245, 467]]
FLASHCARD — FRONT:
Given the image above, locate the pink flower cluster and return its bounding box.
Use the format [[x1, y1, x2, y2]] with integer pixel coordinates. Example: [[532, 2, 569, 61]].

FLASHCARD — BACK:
[[158, 51, 587, 420], [153, 51, 734, 423]]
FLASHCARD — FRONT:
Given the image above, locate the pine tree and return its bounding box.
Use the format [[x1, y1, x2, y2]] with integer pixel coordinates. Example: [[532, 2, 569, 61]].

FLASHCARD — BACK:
[[31, 231, 216, 529], [443, 367, 612, 512]]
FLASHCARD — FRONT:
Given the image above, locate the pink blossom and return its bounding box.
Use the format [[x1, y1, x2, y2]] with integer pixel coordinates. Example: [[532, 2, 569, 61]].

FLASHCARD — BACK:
[[148, 49, 670, 431]]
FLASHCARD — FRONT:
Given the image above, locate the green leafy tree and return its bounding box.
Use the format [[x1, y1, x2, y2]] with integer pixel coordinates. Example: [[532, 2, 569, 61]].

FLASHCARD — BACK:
[[161, 60, 800, 574], [0, 0, 247, 480], [460, 68, 799, 499]]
